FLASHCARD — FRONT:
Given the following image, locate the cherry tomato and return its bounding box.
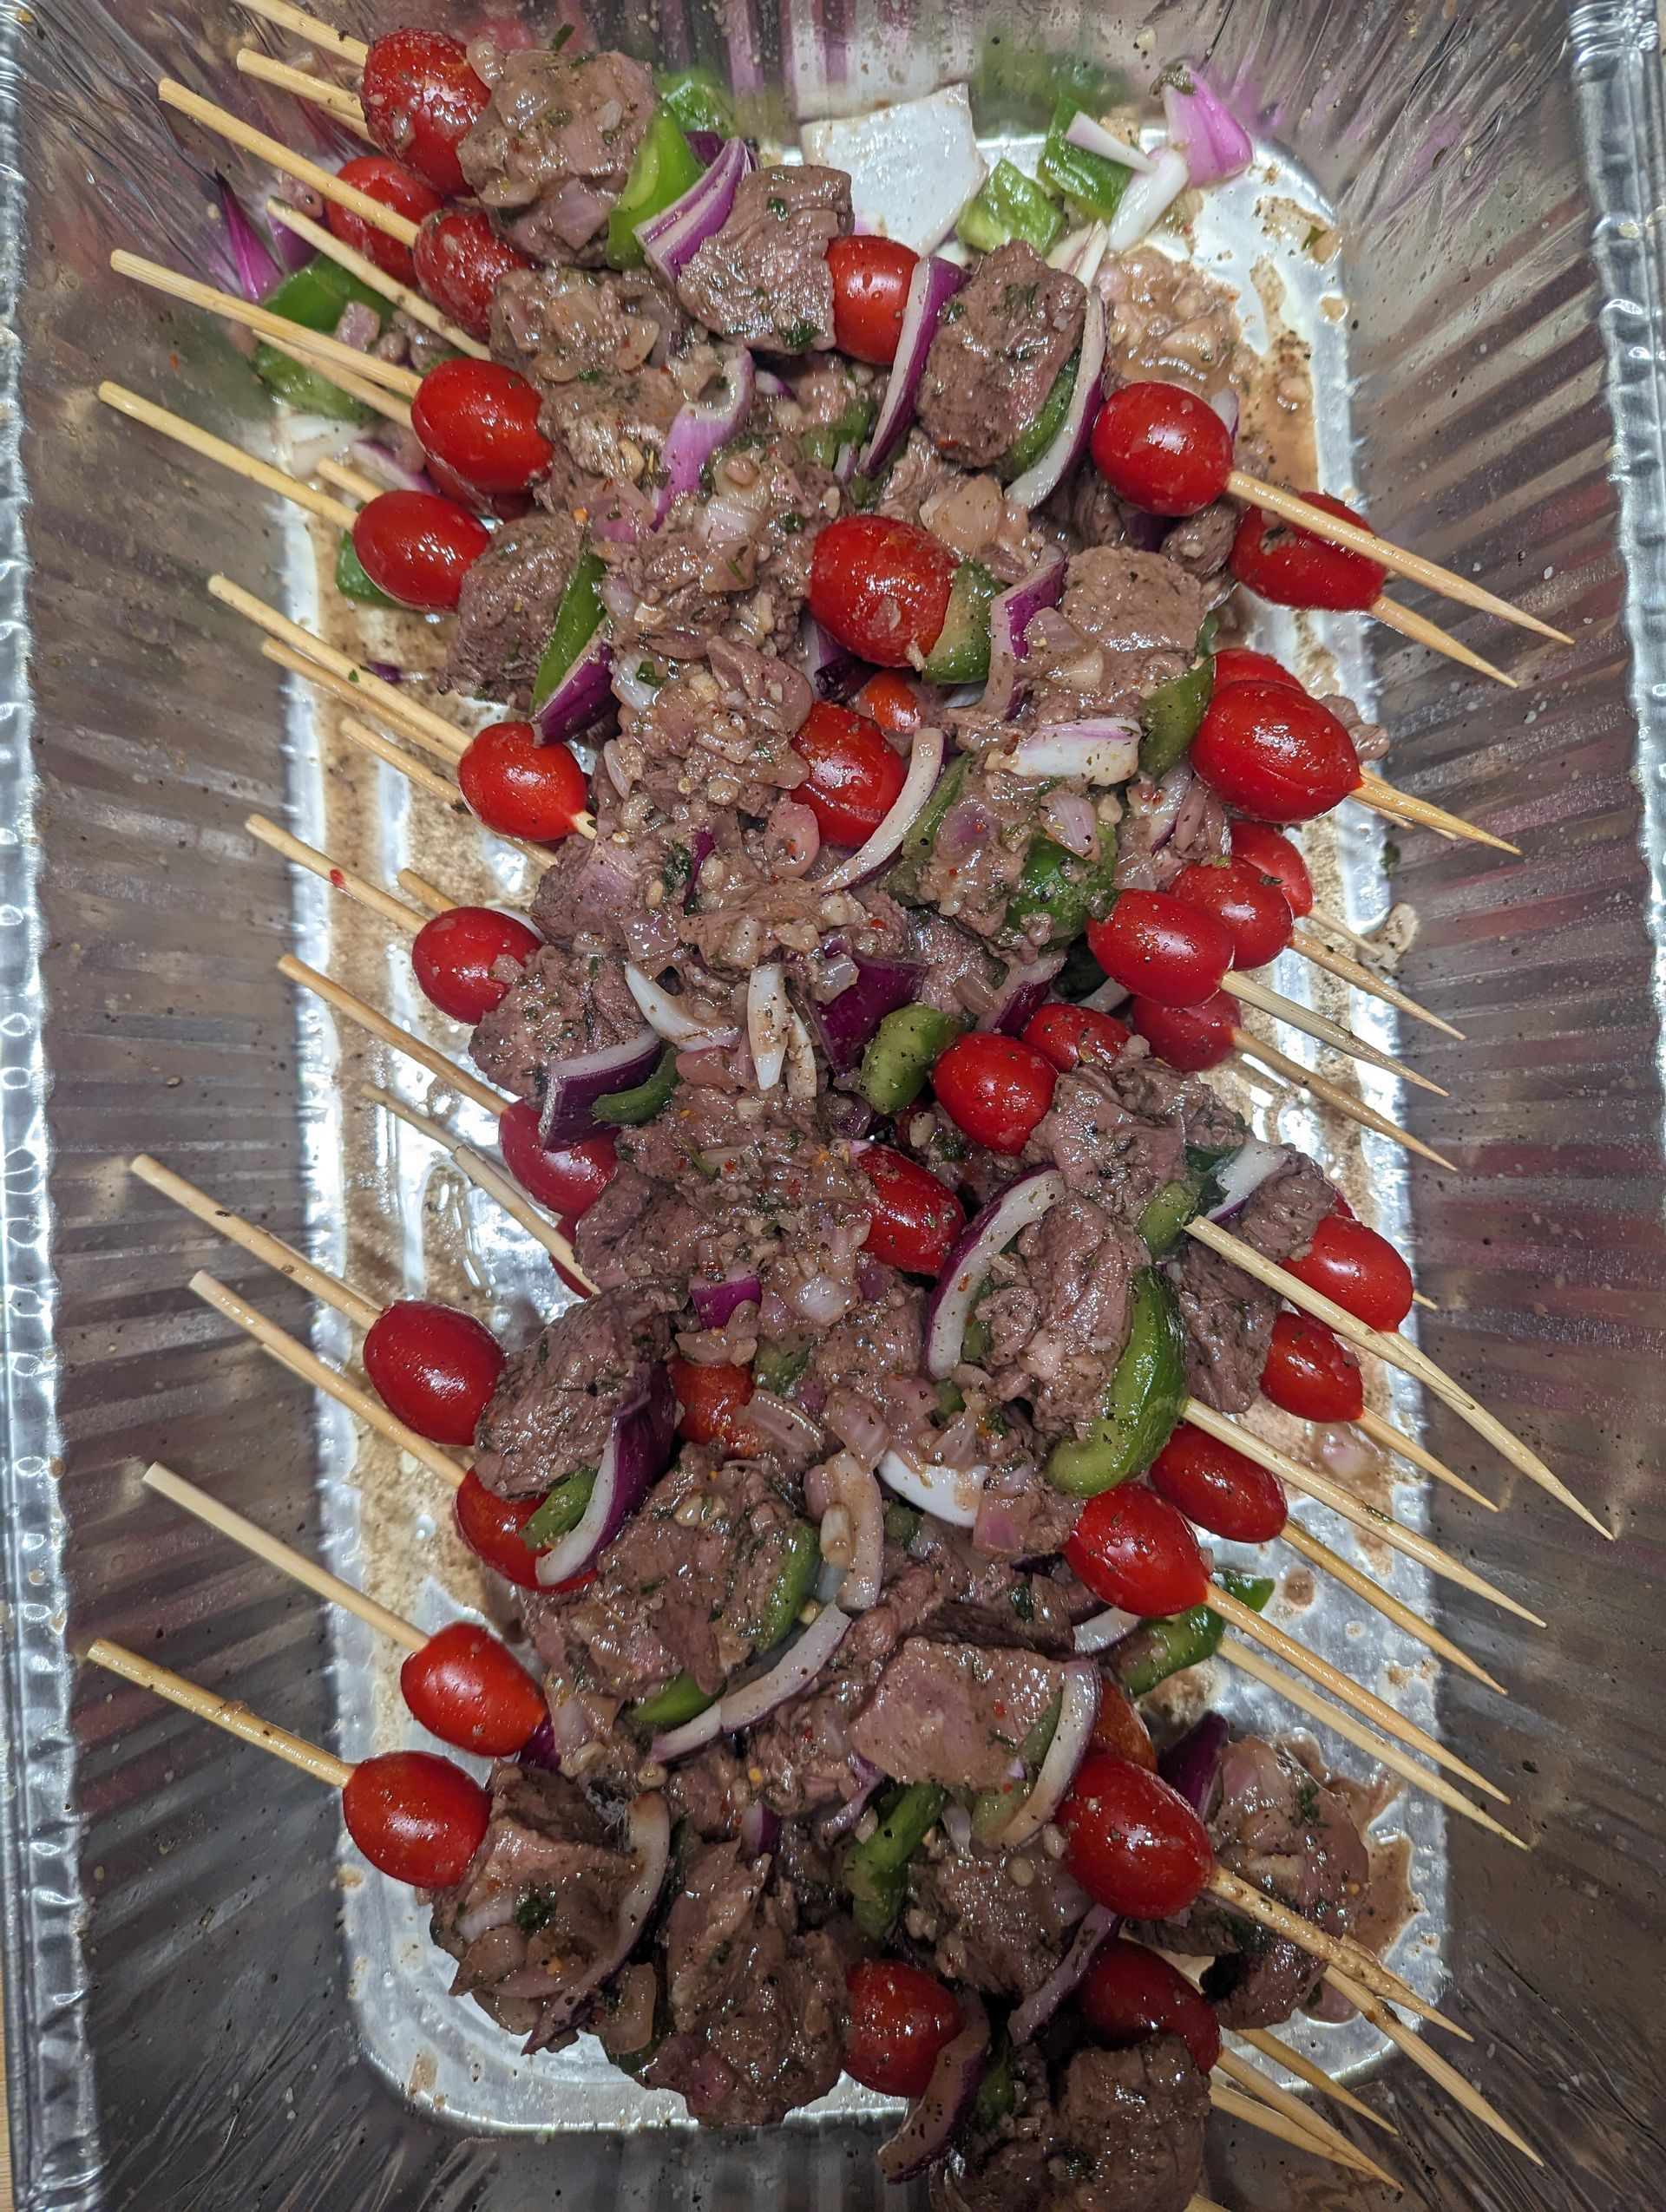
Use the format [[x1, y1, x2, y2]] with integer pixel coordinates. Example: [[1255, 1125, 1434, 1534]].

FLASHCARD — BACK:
[[808, 514, 956, 669], [669, 1357, 755, 1448], [1150, 1422, 1289, 1544], [1190, 680, 1361, 823], [1065, 1483, 1210, 1618], [1079, 1937, 1223, 2078], [454, 1468, 547, 1589], [423, 451, 535, 525], [400, 1621, 548, 1757], [792, 701, 906, 847], [1260, 1311, 1364, 1423], [1086, 892, 1234, 1009], [856, 669, 927, 736], [843, 1959, 962, 2096], [1229, 821, 1314, 919], [1212, 646, 1302, 693], [1170, 858, 1295, 972], [341, 1748, 489, 1888], [351, 489, 490, 614], [497, 1103, 617, 1220], [1230, 492, 1388, 612], [410, 906, 542, 1024], [858, 1146, 964, 1274], [325, 154, 442, 285], [361, 27, 490, 199], [411, 358, 554, 496], [1287, 1213, 1415, 1332], [414, 208, 531, 343], [931, 1033, 1057, 1155], [1090, 382, 1234, 516], [363, 1299, 505, 1447], [1091, 1676, 1157, 1770], [459, 722, 589, 843], [1129, 991, 1237, 1073], [1022, 1003, 1131, 1073], [826, 235, 919, 366], [1059, 1750, 1214, 1921]]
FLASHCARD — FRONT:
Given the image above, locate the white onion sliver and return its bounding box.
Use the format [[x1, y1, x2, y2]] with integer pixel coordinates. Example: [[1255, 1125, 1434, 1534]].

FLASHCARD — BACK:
[[923, 1169, 1066, 1381], [718, 1603, 851, 1731], [649, 1702, 722, 1765], [1208, 386, 1241, 439], [1204, 1137, 1294, 1221], [625, 962, 725, 1044], [1064, 109, 1156, 173], [746, 961, 790, 1090], [1006, 290, 1107, 512], [1001, 1659, 1101, 1843], [824, 1453, 885, 1609], [1008, 1901, 1118, 2045], [1010, 724, 1141, 784], [1072, 1605, 1139, 1653], [876, 1447, 987, 1529], [818, 727, 945, 890], [784, 1009, 817, 1101], [1106, 144, 1191, 253]]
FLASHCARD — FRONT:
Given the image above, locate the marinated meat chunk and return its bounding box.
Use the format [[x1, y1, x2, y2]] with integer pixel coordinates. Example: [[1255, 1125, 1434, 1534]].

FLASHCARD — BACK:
[[459, 44, 657, 262], [1322, 687, 1390, 765], [528, 821, 649, 949], [446, 509, 586, 706], [918, 242, 1086, 469], [492, 264, 679, 389], [1162, 496, 1238, 581], [1233, 1151, 1338, 1262], [676, 167, 853, 353], [468, 939, 646, 1104], [473, 1285, 672, 1499], [607, 638, 814, 815], [910, 911, 1013, 1021], [1028, 1063, 1187, 1230], [848, 1638, 1065, 1790], [1026, 546, 1210, 722], [907, 1832, 1092, 1998], [1168, 1153, 1335, 1413], [980, 1191, 1147, 1443]]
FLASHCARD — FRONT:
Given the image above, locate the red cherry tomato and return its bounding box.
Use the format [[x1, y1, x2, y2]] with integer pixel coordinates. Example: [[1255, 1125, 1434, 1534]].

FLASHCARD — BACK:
[[1190, 680, 1361, 823], [423, 451, 535, 526], [858, 1146, 964, 1275], [454, 1468, 547, 1589], [413, 208, 531, 343], [363, 1299, 505, 1447], [1021, 1003, 1131, 1073], [1150, 1422, 1289, 1544], [1091, 1676, 1157, 1770], [361, 27, 490, 199], [411, 359, 554, 496], [1260, 1311, 1364, 1423], [410, 906, 541, 1024], [1228, 821, 1314, 919], [930, 1033, 1057, 1155], [1089, 381, 1234, 516], [341, 1748, 489, 1888], [826, 235, 920, 367], [400, 1621, 547, 1757], [459, 722, 589, 843], [1079, 1937, 1223, 2078], [843, 1959, 963, 2097], [1064, 1483, 1210, 1618], [497, 1103, 617, 1220], [792, 701, 907, 847], [1170, 858, 1295, 971], [1230, 492, 1388, 612], [808, 514, 956, 669], [1059, 1750, 1214, 1921], [856, 669, 926, 736], [668, 1357, 755, 1449], [351, 489, 490, 614], [1212, 646, 1303, 693], [1129, 991, 1237, 1073], [1287, 1214, 1415, 1332], [1086, 892, 1234, 1008], [325, 154, 442, 284]]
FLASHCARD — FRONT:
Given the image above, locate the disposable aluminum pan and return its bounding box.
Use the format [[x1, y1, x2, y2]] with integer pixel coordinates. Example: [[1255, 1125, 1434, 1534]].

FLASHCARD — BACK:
[[0, 1, 1663, 2207]]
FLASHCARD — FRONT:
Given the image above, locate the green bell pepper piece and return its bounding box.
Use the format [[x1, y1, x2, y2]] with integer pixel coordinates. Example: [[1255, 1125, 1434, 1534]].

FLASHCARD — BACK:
[[607, 105, 705, 270], [972, 2035, 1018, 2124], [335, 532, 397, 607], [800, 393, 876, 473], [858, 1004, 964, 1114], [1000, 828, 1118, 952], [843, 1781, 946, 1937], [594, 1045, 679, 1126], [1038, 98, 1134, 222], [921, 558, 999, 684], [1047, 1267, 1187, 1495], [531, 546, 607, 713], [1138, 651, 1216, 780], [754, 1522, 820, 1650], [252, 253, 390, 422], [519, 1463, 599, 1549], [957, 157, 1065, 257], [1111, 1571, 1275, 1697], [882, 1500, 923, 1548], [631, 1670, 716, 1731], [1001, 350, 1078, 481], [1137, 1179, 1199, 1258], [887, 751, 970, 901], [655, 66, 738, 136], [753, 1339, 810, 1394]]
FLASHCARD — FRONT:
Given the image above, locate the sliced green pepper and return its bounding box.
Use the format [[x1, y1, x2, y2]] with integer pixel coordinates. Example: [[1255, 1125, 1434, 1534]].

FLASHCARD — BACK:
[[1137, 1179, 1199, 1258], [1110, 1572, 1274, 1697], [859, 1004, 964, 1113], [1056, 933, 1112, 1002], [882, 1500, 923, 1548], [607, 105, 705, 269], [1138, 651, 1216, 781], [957, 156, 1064, 257], [531, 546, 607, 712], [753, 1339, 810, 1394], [594, 1045, 679, 1126], [843, 1781, 947, 1937], [887, 752, 970, 902], [972, 2033, 1018, 2124], [1047, 1267, 1187, 1495], [334, 532, 397, 607], [1001, 350, 1078, 481], [1038, 98, 1134, 222], [252, 253, 390, 422], [655, 66, 738, 136], [631, 1670, 716, 1731], [921, 558, 999, 684], [754, 1522, 820, 1650], [1000, 828, 1118, 951], [800, 393, 876, 473], [519, 1463, 599, 1548]]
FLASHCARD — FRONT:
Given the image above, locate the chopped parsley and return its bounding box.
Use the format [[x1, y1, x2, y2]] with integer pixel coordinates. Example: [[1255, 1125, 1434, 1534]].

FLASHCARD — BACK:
[[779, 510, 804, 533], [515, 1888, 560, 1934], [778, 318, 818, 350], [1294, 1777, 1324, 1829]]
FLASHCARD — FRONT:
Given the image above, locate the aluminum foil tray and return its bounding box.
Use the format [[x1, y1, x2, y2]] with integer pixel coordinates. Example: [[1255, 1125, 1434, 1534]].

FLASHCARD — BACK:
[[1, 1, 1663, 2206]]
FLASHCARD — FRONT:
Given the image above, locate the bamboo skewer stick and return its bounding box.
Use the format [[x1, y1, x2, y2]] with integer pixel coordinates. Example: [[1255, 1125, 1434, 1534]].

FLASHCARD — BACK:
[[1203, 1867, 1457, 2032], [1211, 2052, 1399, 2186], [233, 0, 368, 65], [1207, 2078, 1390, 2181], [1308, 902, 1385, 964], [1236, 2028, 1399, 2136], [267, 196, 489, 359], [258, 331, 415, 425], [1324, 1967, 1541, 2166], [143, 1462, 426, 1652], [1230, 1031, 1457, 1172], [279, 952, 504, 1115], [1282, 1521, 1505, 1693], [1288, 926, 1465, 1041], [316, 457, 382, 505], [248, 813, 425, 934], [86, 1637, 357, 1786], [1369, 594, 1515, 688], [98, 381, 359, 527], [1354, 775, 1519, 855], [235, 48, 371, 133], [397, 868, 456, 915], [1355, 1404, 1492, 1506], [260, 639, 472, 773], [330, 708, 550, 871], [157, 82, 414, 248], [1224, 972, 1446, 1096], [129, 1154, 381, 1331]]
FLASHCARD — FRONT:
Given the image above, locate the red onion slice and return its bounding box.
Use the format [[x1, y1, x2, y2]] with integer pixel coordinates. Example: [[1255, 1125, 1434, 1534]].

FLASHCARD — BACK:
[[818, 727, 945, 891], [718, 1601, 851, 1731], [1064, 110, 1155, 173], [1072, 1605, 1139, 1653], [1001, 1658, 1100, 1843], [878, 1992, 990, 2183], [1161, 64, 1255, 187], [983, 555, 1066, 721], [924, 1168, 1066, 1381], [1209, 386, 1241, 439], [817, 1758, 884, 1840], [214, 173, 281, 301], [820, 1452, 885, 1609], [690, 1271, 763, 1327], [876, 1447, 987, 1529], [653, 346, 756, 526], [1106, 145, 1191, 252], [538, 1026, 663, 1147], [521, 1790, 671, 2052], [978, 951, 1066, 1037], [862, 255, 967, 474], [738, 1799, 782, 1857], [533, 632, 616, 746], [1159, 1711, 1230, 1816], [1203, 1138, 1294, 1222], [533, 1364, 677, 1585], [625, 962, 731, 1044], [807, 940, 928, 1070], [1007, 289, 1106, 511], [650, 1702, 722, 1765], [637, 134, 754, 285], [1011, 718, 1141, 784], [1009, 1902, 1118, 2045]]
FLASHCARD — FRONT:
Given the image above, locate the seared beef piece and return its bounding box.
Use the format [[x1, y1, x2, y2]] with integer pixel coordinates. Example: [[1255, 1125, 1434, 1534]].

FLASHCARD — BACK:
[[1061, 463, 1155, 553], [666, 1742, 750, 1839], [1235, 1152, 1338, 1261], [1027, 1061, 1185, 1231], [1133, 1734, 1372, 2028], [971, 1459, 1082, 1561], [641, 1842, 850, 2125], [910, 911, 1012, 1021], [446, 509, 586, 706], [1112, 767, 1231, 893], [980, 1192, 1147, 1443], [492, 263, 679, 388], [1162, 496, 1238, 581], [469, 939, 646, 1104], [905, 1516, 1079, 1653], [849, 1638, 1065, 1790], [676, 166, 853, 353], [1166, 1152, 1335, 1414], [1026, 546, 1210, 723], [1322, 688, 1389, 764], [528, 819, 646, 949], [917, 242, 1086, 469], [430, 1764, 639, 2039], [1110, 1051, 1244, 1157], [474, 1285, 672, 1500], [907, 1832, 1092, 1998], [459, 44, 657, 263]]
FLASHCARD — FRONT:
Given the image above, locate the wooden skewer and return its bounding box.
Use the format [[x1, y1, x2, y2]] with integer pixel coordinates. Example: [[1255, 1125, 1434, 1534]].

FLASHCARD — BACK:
[[1184, 1219, 1609, 1538], [267, 196, 489, 360], [143, 1462, 425, 1652], [86, 1636, 356, 1787], [1182, 1399, 1547, 1626], [97, 381, 358, 528], [258, 331, 415, 426], [316, 457, 383, 505], [234, 0, 368, 66], [1324, 1966, 1541, 2166], [1369, 594, 1516, 689], [235, 48, 371, 132], [1236, 2027, 1399, 2137], [128, 1154, 381, 1331], [1208, 2078, 1390, 2182], [248, 812, 425, 934], [331, 708, 550, 871], [1225, 971, 1446, 1096], [1211, 2052, 1399, 2186], [111, 248, 421, 396], [1230, 1031, 1458, 1172], [1282, 1521, 1505, 1693], [259, 639, 472, 774], [397, 868, 456, 915], [1354, 1405, 1493, 1508], [156, 81, 416, 249], [1203, 1865, 1458, 2033], [192, 1268, 467, 1487], [1224, 471, 1573, 648], [279, 952, 504, 1115], [1289, 926, 1465, 1041], [1308, 902, 1386, 964], [1354, 774, 1519, 856]]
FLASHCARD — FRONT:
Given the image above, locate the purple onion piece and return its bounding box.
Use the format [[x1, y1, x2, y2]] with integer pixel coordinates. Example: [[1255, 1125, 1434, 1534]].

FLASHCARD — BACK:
[[538, 1026, 663, 1148], [924, 1168, 1066, 1382], [717, 1603, 850, 1732], [738, 1799, 781, 1857], [690, 1271, 763, 1327], [685, 128, 727, 166], [863, 254, 967, 474], [877, 1992, 990, 2183], [654, 346, 756, 526], [1161, 63, 1255, 187], [1203, 1139, 1294, 1223], [534, 1364, 678, 1587], [1009, 1903, 1118, 2045], [364, 658, 403, 684], [1159, 1711, 1230, 1817], [521, 1791, 671, 2052], [1007, 289, 1107, 511], [638, 134, 753, 285], [817, 1758, 884, 1840], [214, 173, 281, 302], [801, 612, 867, 703], [983, 557, 1066, 721], [516, 1713, 562, 1771], [534, 632, 616, 747], [981, 951, 1066, 1037], [808, 946, 928, 1072]]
